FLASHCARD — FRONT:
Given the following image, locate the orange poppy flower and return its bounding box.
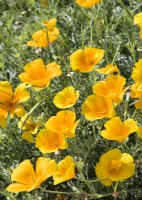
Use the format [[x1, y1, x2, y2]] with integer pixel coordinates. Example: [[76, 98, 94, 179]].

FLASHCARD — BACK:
[[53, 86, 79, 109], [82, 95, 116, 120], [131, 59, 142, 84], [100, 116, 138, 142], [92, 75, 128, 105], [95, 149, 135, 186], [76, 0, 103, 8], [6, 157, 58, 193], [45, 110, 79, 138], [27, 27, 59, 48], [35, 129, 68, 153], [53, 156, 75, 185], [0, 81, 30, 119], [95, 64, 120, 75], [19, 58, 62, 89], [70, 47, 104, 73]]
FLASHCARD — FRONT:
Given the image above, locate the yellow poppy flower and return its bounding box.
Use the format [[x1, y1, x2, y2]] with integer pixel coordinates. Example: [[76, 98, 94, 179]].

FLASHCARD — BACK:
[[27, 28, 59, 48], [82, 95, 116, 120], [42, 18, 57, 31], [45, 110, 79, 138], [53, 156, 75, 185], [53, 86, 79, 109], [0, 112, 7, 128], [92, 75, 128, 105], [70, 47, 104, 73], [131, 83, 142, 98], [134, 12, 142, 27], [131, 59, 142, 84], [0, 81, 30, 119], [95, 64, 120, 75], [130, 84, 142, 109], [140, 27, 142, 39], [19, 58, 62, 89], [100, 116, 138, 142], [6, 157, 58, 193], [134, 12, 142, 39], [134, 97, 142, 109], [76, 0, 103, 8], [35, 129, 68, 153], [95, 149, 135, 186], [18, 114, 40, 142], [137, 126, 142, 138]]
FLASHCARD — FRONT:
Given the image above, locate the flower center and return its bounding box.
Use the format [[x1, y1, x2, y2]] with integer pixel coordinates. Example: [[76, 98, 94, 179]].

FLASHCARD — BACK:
[[110, 160, 121, 173]]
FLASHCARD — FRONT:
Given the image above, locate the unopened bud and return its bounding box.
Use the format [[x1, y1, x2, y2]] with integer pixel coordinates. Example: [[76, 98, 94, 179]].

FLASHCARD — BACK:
[[112, 192, 119, 198], [54, 150, 61, 156]]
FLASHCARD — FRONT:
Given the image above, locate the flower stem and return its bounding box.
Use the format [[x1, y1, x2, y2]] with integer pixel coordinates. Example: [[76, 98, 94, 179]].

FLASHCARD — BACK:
[[124, 92, 130, 120], [40, 188, 75, 195], [116, 0, 133, 20], [111, 44, 120, 65], [20, 93, 55, 130]]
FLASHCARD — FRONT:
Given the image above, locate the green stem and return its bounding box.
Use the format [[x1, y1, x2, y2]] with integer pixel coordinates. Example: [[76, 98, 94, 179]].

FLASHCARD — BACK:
[[57, 34, 70, 52], [20, 93, 55, 130], [114, 181, 119, 193], [89, 17, 94, 46], [117, 0, 133, 20], [123, 92, 130, 120], [122, 142, 133, 154], [40, 188, 75, 195], [0, 191, 16, 200], [111, 44, 121, 65], [46, 28, 52, 62]]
